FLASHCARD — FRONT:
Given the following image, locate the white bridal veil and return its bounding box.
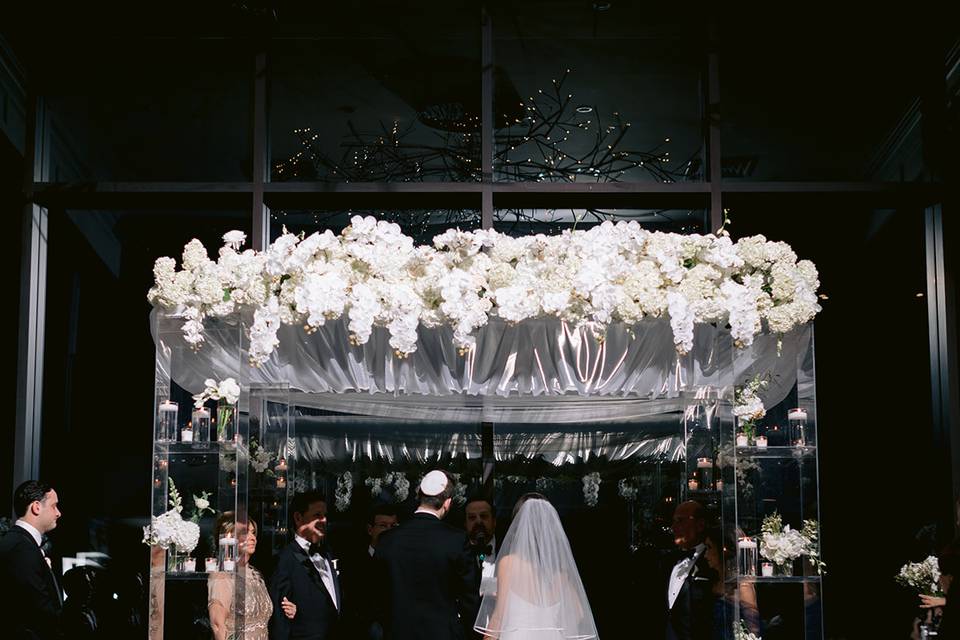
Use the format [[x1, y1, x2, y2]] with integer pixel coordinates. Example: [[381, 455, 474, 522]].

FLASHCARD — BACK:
[[474, 498, 599, 640]]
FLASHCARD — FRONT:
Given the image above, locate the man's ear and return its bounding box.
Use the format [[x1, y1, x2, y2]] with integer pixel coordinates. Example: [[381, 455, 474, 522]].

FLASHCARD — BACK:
[[443, 497, 453, 512], [30, 501, 41, 516]]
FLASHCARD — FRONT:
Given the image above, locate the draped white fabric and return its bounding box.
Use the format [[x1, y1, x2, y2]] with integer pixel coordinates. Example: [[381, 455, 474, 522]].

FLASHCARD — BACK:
[[153, 311, 801, 425]]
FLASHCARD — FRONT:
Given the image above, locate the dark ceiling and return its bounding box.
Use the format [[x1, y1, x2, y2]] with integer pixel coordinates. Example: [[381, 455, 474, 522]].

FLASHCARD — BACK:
[[1, 2, 957, 183]]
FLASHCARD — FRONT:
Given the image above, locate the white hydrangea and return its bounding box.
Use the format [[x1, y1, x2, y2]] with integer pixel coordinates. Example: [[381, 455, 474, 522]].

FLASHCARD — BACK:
[[142, 508, 200, 553]]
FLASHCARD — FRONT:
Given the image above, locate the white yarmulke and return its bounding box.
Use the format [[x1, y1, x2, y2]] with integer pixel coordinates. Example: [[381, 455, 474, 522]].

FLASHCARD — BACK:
[[419, 470, 449, 496]]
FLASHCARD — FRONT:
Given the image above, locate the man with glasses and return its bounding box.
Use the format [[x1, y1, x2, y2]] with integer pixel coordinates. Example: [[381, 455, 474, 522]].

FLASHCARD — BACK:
[[346, 505, 398, 639]]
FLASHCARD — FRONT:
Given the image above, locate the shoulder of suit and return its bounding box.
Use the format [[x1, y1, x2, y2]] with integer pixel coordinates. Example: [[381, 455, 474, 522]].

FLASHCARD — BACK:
[[0, 528, 36, 553]]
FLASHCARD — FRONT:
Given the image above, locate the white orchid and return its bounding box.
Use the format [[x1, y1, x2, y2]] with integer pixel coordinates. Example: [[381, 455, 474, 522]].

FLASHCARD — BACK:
[[149, 221, 820, 365], [192, 377, 241, 408], [222, 230, 247, 251]]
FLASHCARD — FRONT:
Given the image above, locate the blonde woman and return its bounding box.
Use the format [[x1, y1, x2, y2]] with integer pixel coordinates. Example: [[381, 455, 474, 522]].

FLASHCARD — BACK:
[[208, 513, 296, 640]]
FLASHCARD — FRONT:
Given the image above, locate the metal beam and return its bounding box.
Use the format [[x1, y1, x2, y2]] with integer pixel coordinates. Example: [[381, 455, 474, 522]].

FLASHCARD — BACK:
[[252, 49, 271, 249], [481, 6, 493, 230], [925, 204, 960, 537], [705, 21, 722, 232], [27, 180, 945, 215], [15, 93, 47, 486]]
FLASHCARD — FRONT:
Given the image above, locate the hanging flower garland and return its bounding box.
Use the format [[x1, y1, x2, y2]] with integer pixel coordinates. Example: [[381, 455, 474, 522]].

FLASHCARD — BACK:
[[582, 472, 602, 507], [148, 220, 821, 366], [335, 472, 353, 512], [366, 473, 410, 503]]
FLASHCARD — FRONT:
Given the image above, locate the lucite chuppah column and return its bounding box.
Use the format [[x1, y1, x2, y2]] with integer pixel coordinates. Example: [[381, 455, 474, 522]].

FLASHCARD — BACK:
[[149, 312, 251, 639]]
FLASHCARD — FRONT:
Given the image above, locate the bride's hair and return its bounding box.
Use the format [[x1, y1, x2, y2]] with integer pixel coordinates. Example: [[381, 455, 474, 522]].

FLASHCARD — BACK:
[[512, 491, 549, 519]]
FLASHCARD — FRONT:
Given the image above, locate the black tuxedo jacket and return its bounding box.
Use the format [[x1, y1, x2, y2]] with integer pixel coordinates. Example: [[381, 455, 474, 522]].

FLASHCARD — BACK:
[[269, 540, 343, 640], [341, 548, 385, 640], [662, 548, 717, 640], [0, 526, 63, 639], [373, 513, 480, 640]]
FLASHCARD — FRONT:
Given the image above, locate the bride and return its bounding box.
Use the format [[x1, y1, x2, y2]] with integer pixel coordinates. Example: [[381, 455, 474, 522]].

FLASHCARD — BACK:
[[474, 492, 599, 639]]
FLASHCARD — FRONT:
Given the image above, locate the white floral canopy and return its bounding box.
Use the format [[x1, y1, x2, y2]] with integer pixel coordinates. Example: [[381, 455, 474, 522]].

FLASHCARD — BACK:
[[150, 219, 818, 423]]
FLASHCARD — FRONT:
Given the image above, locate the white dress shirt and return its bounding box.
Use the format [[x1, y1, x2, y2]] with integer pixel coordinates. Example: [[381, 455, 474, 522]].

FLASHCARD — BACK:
[[479, 537, 497, 596], [368, 544, 376, 558], [295, 535, 338, 610], [480, 537, 497, 579], [15, 520, 43, 547], [667, 543, 706, 609]]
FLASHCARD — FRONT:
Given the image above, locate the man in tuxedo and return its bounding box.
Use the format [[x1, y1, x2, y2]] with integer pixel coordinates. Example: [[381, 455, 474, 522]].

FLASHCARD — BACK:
[[270, 491, 342, 640], [464, 496, 497, 597], [0, 480, 64, 639], [663, 500, 717, 640], [345, 504, 398, 639], [374, 470, 479, 640]]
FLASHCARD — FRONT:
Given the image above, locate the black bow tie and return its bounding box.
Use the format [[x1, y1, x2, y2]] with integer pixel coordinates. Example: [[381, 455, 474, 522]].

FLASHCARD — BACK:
[[677, 548, 697, 562], [473, 544, 493, 558]]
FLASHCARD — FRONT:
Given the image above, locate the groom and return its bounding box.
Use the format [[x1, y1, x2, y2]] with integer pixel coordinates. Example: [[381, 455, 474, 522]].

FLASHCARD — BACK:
[[663, 500, 716, 640], [374, 470, 479, 640]]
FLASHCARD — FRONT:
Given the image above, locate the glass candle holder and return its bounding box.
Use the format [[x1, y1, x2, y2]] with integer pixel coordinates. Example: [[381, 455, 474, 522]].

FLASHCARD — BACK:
[[216, 400, 237, 443], [184, 557, 197, 572], [218, 536, 237, 571], [204, 557, 218, 572], [180, 424, 194, 443], [736, 433, 749, 447], [696, 457, 713, 490], [737, 537, 758, 576], [687, 477, 699, 492], [754, 435, 768, 448], [761, 562, 774, 577], [192, 407, 211, 442], [788, 408, 808, 446], [156, 401, 178, 443]]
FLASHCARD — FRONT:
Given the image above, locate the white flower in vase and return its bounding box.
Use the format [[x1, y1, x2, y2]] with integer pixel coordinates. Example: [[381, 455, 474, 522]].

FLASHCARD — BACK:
[[217, 378, 241, 405]]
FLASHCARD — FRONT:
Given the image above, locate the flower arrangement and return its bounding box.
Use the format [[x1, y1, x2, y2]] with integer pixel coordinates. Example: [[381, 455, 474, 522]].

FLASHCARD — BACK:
[[617, 478, 639, 501], [759, 512, 824, 574], [733, 620, 761, 640], [582, 472, 602, 507], [142, 478, 210, 554], [192, 377, 241, 440], [716, 444, 760, 497], [335, 472, 353, 512], [896, 556, 944, 596], [446, 473, 467, 505], [148, 219, 820, 366], [250, 439, 275, 475], [535, 477, 558, 494], [366, 473, 410, 503], [734, 375, 768, 443]]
